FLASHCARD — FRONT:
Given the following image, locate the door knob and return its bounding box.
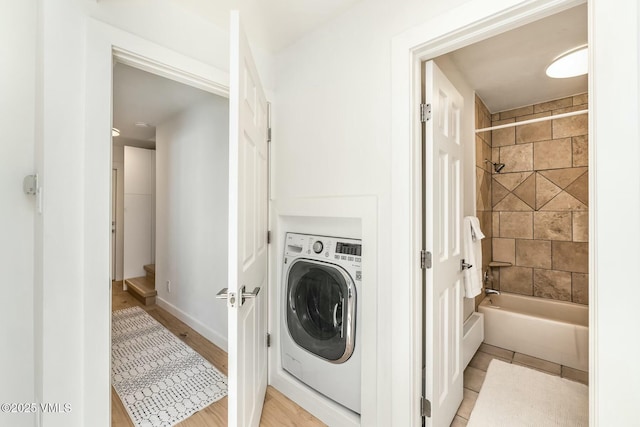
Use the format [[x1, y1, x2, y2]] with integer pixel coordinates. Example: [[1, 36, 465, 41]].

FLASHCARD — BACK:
[[240, 286, 260, 304], [217, 286, 260, 307], [460, 259, 473, 271], [216, 287, 237, 307]]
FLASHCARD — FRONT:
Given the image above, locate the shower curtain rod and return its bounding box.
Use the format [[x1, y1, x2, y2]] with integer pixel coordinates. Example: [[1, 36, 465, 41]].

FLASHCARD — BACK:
[[475, 109, 588, 133]]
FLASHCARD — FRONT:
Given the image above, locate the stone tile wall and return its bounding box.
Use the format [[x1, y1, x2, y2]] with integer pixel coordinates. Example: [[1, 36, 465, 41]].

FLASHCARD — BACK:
[[475, 95, 492, 306], [490, 93, 588, 304]]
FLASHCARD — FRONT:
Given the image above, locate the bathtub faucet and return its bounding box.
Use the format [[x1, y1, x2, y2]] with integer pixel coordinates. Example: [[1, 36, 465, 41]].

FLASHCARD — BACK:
[[485, 288, 500, 295]]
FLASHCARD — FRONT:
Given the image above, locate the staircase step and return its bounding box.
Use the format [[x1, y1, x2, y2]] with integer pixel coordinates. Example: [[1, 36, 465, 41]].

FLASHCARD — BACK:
[[125, 276, 157, 306], [144, 264, 155, 283]]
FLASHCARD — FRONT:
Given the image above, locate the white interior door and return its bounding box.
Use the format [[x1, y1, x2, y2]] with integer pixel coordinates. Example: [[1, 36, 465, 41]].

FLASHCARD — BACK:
[[423, 60, 464, 426], [227, 10, 269, 427]]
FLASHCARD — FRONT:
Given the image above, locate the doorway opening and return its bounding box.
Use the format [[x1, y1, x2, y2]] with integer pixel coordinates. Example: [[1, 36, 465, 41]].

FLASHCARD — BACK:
[[111, 62, 228, 308], [419, 3, 589, 426], [110, 61, 232, 424]]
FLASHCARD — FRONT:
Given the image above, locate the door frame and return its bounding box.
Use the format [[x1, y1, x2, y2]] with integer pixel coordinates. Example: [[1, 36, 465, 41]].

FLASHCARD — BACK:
[[390, 0, 589, 425], [84, 19, 230, 424]]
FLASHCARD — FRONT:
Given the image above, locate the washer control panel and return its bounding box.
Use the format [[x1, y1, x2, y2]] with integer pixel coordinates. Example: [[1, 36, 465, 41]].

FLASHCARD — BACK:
[[284, 233, 362, 269], [312, 240, 324, 254]]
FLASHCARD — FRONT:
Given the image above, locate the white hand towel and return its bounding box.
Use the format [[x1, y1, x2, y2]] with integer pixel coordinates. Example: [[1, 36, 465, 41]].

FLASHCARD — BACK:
[[463, 216, 485, 298]]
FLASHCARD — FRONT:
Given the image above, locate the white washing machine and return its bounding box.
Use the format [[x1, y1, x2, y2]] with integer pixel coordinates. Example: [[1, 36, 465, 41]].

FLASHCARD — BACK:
[[281, 232, 362, 414]]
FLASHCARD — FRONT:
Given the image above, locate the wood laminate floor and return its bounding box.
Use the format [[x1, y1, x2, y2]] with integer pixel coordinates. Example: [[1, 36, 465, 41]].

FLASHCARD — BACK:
[[111, 283, 325, 426]]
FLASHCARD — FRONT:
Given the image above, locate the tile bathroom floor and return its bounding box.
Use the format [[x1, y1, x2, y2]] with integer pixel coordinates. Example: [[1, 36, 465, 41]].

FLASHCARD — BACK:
[[451, 343, 589, 427]]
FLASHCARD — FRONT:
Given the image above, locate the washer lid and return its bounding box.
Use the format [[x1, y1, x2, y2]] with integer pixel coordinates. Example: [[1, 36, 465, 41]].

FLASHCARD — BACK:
[[285, 259, 357, 363]]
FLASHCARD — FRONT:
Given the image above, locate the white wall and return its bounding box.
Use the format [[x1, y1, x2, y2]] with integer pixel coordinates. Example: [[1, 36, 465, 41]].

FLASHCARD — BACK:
[[274, 0, 464, 201], [123, 146, 155, 279], [0, 1, 36, 426], [156, 96, 230, 350]]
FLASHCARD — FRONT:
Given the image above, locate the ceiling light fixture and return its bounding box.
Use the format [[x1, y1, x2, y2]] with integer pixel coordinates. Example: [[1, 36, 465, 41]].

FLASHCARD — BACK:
[[135, 122, 151, 128], [546, 45, 588, 78], [112, 128, 120, 137]]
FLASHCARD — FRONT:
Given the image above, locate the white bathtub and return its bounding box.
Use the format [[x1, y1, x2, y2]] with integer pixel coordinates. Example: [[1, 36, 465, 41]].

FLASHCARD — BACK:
[[478, 293, 588, 371]]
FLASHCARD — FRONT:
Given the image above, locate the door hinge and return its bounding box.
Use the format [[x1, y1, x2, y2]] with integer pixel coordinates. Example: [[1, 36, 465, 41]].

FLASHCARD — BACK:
[[267, 102, 272, 143], [266, 333, 271, 347], [267, 230, 271, 244], [421, 397, 432, 418], [420, 250, 432, 269], [420, 103, 432, 123]]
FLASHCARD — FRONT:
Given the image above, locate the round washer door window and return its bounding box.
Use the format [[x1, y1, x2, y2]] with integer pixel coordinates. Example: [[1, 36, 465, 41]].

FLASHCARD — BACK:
[[285, 259, 356, 363]]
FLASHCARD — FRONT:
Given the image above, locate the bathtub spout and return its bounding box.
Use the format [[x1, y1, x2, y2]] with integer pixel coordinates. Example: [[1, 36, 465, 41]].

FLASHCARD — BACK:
[[485, 288, 500, 295]]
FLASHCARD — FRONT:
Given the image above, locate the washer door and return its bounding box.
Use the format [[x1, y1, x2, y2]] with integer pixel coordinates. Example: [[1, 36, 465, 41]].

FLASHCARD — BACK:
[[286, 259, 356, 363]]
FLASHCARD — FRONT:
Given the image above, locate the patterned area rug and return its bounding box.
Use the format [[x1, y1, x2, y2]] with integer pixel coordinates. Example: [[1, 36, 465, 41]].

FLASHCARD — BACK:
[[112, 306, 227, 427]]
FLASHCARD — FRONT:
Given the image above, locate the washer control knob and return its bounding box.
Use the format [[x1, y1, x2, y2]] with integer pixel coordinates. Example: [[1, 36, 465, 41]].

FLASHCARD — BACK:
[[312, 241, 324, 254]]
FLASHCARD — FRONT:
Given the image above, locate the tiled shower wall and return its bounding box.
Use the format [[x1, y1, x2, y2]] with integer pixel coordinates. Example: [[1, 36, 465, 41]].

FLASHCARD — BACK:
[[490, 94, 588, 304], [475, 95, 492, 307]]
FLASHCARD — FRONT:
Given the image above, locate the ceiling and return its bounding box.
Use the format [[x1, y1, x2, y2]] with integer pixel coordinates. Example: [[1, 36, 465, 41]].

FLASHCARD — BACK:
[[112, 63, 217, 147], [173, 0, 363, 53], [444, 3, 587, 113]]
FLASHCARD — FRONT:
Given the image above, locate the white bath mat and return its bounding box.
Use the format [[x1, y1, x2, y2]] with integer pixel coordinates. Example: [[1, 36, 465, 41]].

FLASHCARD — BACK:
[[468, 359, 588, 427], [112, 306, 227, 427]]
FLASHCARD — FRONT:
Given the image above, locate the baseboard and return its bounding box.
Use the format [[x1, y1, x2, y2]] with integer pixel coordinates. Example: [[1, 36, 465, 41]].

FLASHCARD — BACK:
[[156, 297, 228, 352]]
